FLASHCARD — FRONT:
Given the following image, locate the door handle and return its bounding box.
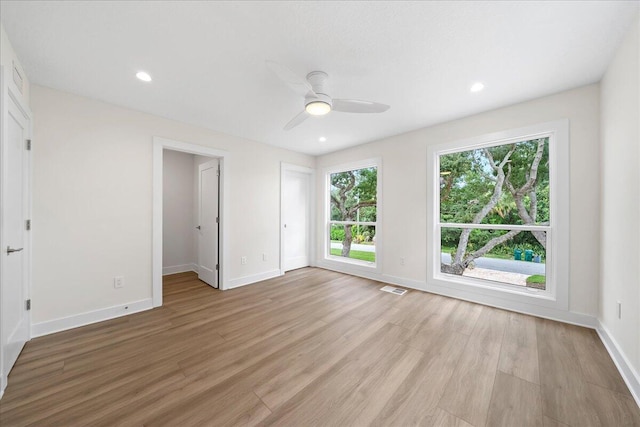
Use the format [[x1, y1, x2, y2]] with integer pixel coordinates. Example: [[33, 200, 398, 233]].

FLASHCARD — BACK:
[[196, 226, 201, 230], [6, 246, 23, 254]]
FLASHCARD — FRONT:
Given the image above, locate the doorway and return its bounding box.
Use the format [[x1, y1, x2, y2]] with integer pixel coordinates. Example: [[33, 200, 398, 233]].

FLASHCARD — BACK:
[[161, 150, 219, 289], [280, 163, 314, 273], [0, 71, 32, 396], [152, 137, 229, 307]]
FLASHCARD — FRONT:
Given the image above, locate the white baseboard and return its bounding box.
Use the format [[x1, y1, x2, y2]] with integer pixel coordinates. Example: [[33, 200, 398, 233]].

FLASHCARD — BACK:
[[31, 298, 154, 338], [423, 280, 597, 328], [381, 273, 429, 291], [596, 321, 640, 408], [315, 259, 382, 282], [163, 263, 198, 275], [225, 269, 282, 290], [316, 262, 597, 328]]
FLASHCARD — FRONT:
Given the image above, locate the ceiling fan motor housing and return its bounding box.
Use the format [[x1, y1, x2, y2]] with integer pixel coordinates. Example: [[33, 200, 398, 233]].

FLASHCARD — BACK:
[[304, 71, 332, 114], [306, 71, 329, 93]]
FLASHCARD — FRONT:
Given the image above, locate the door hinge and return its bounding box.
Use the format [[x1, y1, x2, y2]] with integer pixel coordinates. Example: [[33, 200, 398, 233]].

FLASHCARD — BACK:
[[26, 219, 31, 231], [26, 139, 31, 150], [215, 217, 219, 224], [217, 165, 220, 177], [26, 299, 31, 310], [215, 264, 219, 271]]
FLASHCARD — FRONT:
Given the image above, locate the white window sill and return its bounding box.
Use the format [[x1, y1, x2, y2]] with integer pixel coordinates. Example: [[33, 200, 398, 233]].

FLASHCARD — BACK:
[[427, 272, 565, 310], [325, 255, 376, 269]]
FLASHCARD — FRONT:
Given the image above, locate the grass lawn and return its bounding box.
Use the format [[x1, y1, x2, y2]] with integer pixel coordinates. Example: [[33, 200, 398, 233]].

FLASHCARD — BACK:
[[526, 274, 546, 285], [330, 248, 375, 262]]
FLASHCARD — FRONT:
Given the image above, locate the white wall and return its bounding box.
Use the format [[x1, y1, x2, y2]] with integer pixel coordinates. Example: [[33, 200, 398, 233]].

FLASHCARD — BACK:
[[599, 16, 640, 386], [0, 23, 29, 108], [30, 84, 314, 324], [316, 84, 601, 319], [162, 149, 196, 273]]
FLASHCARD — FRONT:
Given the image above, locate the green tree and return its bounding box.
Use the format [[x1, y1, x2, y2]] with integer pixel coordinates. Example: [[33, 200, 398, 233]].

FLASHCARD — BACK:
[[331, 167, 377, 257], [440, 138, 549, 275]]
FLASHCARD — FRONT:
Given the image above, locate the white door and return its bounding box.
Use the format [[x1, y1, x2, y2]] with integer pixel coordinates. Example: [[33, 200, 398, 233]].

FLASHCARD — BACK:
[[1, 86, 31, 392], [282, 169, 311, 272], [197, 159, 219, 288]]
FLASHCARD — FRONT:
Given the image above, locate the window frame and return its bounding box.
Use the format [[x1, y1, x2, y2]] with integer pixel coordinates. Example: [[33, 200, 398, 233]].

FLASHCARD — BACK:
[[426, 121, 569, 310], [323, 158, 382, 273]]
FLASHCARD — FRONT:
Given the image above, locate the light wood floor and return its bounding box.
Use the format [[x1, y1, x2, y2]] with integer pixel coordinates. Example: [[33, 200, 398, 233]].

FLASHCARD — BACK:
[[1, 268, 638, 426]]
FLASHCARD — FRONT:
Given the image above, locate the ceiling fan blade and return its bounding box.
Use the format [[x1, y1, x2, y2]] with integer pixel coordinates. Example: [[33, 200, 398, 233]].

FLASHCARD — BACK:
[[266, 61, 314, 97], [332, 99, 390, 114], [283, 110, 310, 130]]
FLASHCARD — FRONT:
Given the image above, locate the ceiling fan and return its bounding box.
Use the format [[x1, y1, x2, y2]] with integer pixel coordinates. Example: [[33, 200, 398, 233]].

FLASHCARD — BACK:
[[266, 61, 390, 130]]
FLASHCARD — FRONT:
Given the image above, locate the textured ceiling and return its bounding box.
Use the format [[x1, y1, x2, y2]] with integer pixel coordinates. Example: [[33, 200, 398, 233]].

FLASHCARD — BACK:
[[1, 1, 638, 155]]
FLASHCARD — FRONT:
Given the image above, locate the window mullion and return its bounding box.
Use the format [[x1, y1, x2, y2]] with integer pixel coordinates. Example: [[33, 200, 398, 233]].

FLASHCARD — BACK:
[[438, 222, 551, 232]]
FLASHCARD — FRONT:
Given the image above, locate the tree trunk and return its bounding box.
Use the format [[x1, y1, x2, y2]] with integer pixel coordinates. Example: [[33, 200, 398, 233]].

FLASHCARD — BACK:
[[448, 147, 515, 273], [463, 229, 521, 265], [505, 139, 547, 249], [440, 262, 465, 275], [341, 224, 353, 257]]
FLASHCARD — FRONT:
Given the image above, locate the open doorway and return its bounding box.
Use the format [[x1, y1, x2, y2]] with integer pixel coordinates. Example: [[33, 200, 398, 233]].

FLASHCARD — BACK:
[[152, 137, 229, 307], [162, 150, 219, 289], [280, 163, 314, 273]]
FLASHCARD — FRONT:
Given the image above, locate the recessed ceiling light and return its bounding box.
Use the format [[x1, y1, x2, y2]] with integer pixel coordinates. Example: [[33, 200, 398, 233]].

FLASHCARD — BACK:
[[319, 136, 327, 142], [136, 71, 152, 82], [470, 82, 484, 93]]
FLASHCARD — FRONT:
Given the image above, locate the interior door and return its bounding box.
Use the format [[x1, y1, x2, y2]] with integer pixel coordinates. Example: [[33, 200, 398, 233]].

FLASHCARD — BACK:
[[1, 86, 31, 391], [282, 169, 310, 272], [197, 159, 219, 288]]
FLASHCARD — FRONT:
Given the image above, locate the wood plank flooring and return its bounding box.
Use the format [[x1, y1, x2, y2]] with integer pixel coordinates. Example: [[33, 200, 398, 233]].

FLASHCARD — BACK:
[[1, 268, 638, 426]]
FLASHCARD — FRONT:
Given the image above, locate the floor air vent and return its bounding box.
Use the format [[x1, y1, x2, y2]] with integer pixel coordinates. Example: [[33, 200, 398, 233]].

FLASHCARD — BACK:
[[380, 285, 407, 296]]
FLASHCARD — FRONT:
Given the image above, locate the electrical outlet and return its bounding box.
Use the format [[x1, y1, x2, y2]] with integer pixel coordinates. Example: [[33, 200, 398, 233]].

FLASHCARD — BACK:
[[114, 276, 124, 289], [241, 256, 247, 265], [263, 253, 267, 262], [400, 257, 405, 266]]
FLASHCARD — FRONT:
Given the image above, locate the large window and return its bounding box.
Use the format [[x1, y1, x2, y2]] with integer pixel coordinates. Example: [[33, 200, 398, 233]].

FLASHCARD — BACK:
[[428, 121, 569, 309], [440, 137, 550, 288], [326, 161, 379, 267]]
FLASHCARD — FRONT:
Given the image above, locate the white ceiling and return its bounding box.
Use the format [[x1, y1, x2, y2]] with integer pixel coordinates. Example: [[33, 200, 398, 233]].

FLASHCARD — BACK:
[[1, 1, 638, 155]]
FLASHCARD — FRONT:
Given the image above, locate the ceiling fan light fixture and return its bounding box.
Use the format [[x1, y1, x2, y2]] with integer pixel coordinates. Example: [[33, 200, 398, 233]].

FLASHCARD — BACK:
[[305, 101, 331, 116]]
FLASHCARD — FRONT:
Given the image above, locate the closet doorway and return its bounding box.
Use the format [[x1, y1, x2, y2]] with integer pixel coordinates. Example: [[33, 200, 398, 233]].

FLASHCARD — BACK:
[[280, 163, 314, 273], [152, 137, 229, 307]]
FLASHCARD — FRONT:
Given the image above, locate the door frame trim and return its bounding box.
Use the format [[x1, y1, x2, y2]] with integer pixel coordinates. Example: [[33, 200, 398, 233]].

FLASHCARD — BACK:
[[152, 137, 229, 307], [280, 162, 315, 275], [0, 66, 33, 398]]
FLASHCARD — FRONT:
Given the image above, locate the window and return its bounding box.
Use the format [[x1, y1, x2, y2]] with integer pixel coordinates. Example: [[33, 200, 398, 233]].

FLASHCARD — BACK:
[[326, 160, 379, 268], [427, 121, 569, 309]]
